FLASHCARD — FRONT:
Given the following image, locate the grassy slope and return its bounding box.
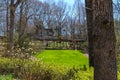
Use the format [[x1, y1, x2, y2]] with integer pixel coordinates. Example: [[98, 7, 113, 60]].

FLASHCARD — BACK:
[[35, 50, 88, 68]]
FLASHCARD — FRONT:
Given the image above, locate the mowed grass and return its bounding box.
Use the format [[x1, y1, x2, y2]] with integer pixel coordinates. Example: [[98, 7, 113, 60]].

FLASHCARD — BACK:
[[35, 50, 88, 68]]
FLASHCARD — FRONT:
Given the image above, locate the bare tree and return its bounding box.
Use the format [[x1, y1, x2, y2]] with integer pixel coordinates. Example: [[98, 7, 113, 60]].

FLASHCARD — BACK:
[[8, 0, 24, 50], [0, 0, 6, 36], [85, 0, 94, 67], [18, 1, 24, 47], [73, 0, 87, 40]]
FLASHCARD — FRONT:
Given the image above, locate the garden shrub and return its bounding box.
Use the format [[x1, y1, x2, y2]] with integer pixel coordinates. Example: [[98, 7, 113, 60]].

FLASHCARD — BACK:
[[0, 75, 13, 80], [0, 57, 94, 80], [2, 45, 36, 59], [79, 42, 88, 53], [2, 56, 120, 80]]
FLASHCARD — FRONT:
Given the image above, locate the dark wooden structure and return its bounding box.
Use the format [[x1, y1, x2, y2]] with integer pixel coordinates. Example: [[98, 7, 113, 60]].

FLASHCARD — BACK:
[[35, 36, 86, 50], [30, 22, 87, 50]]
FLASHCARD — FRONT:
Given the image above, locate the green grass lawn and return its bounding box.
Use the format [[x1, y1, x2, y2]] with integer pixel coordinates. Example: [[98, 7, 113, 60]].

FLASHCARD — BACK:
[[35, 50, 89, 68]]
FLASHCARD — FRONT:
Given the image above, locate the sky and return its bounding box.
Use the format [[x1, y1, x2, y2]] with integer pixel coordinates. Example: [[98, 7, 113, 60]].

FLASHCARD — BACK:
[[61, 0, 75, 6], [41, 0, 85, 7], [54, 0, 85, 6], [41, 0, 75, 6]]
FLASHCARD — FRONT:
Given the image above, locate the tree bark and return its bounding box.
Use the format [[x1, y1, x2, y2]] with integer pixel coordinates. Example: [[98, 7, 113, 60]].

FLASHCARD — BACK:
[[7, 0, 23, 50], [85, 0, 94, 67], [5, 0, 9, 48], [18, 2, 24, 47], [7, 2, 15, 50], [92, 0, 117, 80]]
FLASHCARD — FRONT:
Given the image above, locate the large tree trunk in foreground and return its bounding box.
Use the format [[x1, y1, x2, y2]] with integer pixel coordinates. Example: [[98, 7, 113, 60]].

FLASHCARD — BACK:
[[85, 0, 94, 67], [92, 0, 117, 80]]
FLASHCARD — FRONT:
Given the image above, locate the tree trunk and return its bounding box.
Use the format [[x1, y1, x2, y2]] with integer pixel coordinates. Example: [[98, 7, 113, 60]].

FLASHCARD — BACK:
[[18, 2, 24, 47], [7, 4, 15, 50], [6, 0, 9, 47], [92, 0, 117, 80], [85, 0, 94, 67], [7, 0, 23, 50]]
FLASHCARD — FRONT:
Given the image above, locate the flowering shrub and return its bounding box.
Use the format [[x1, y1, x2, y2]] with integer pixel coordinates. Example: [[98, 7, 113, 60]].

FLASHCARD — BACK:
[[2, 57, 120, 80], [0, 57, 94, 80], [3, 47, 35, 59]]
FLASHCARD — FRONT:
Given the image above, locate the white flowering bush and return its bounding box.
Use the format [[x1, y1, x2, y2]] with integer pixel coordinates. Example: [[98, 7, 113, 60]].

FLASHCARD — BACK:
[[4, 36, 36, 58], [5, 47, 36, 59]]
